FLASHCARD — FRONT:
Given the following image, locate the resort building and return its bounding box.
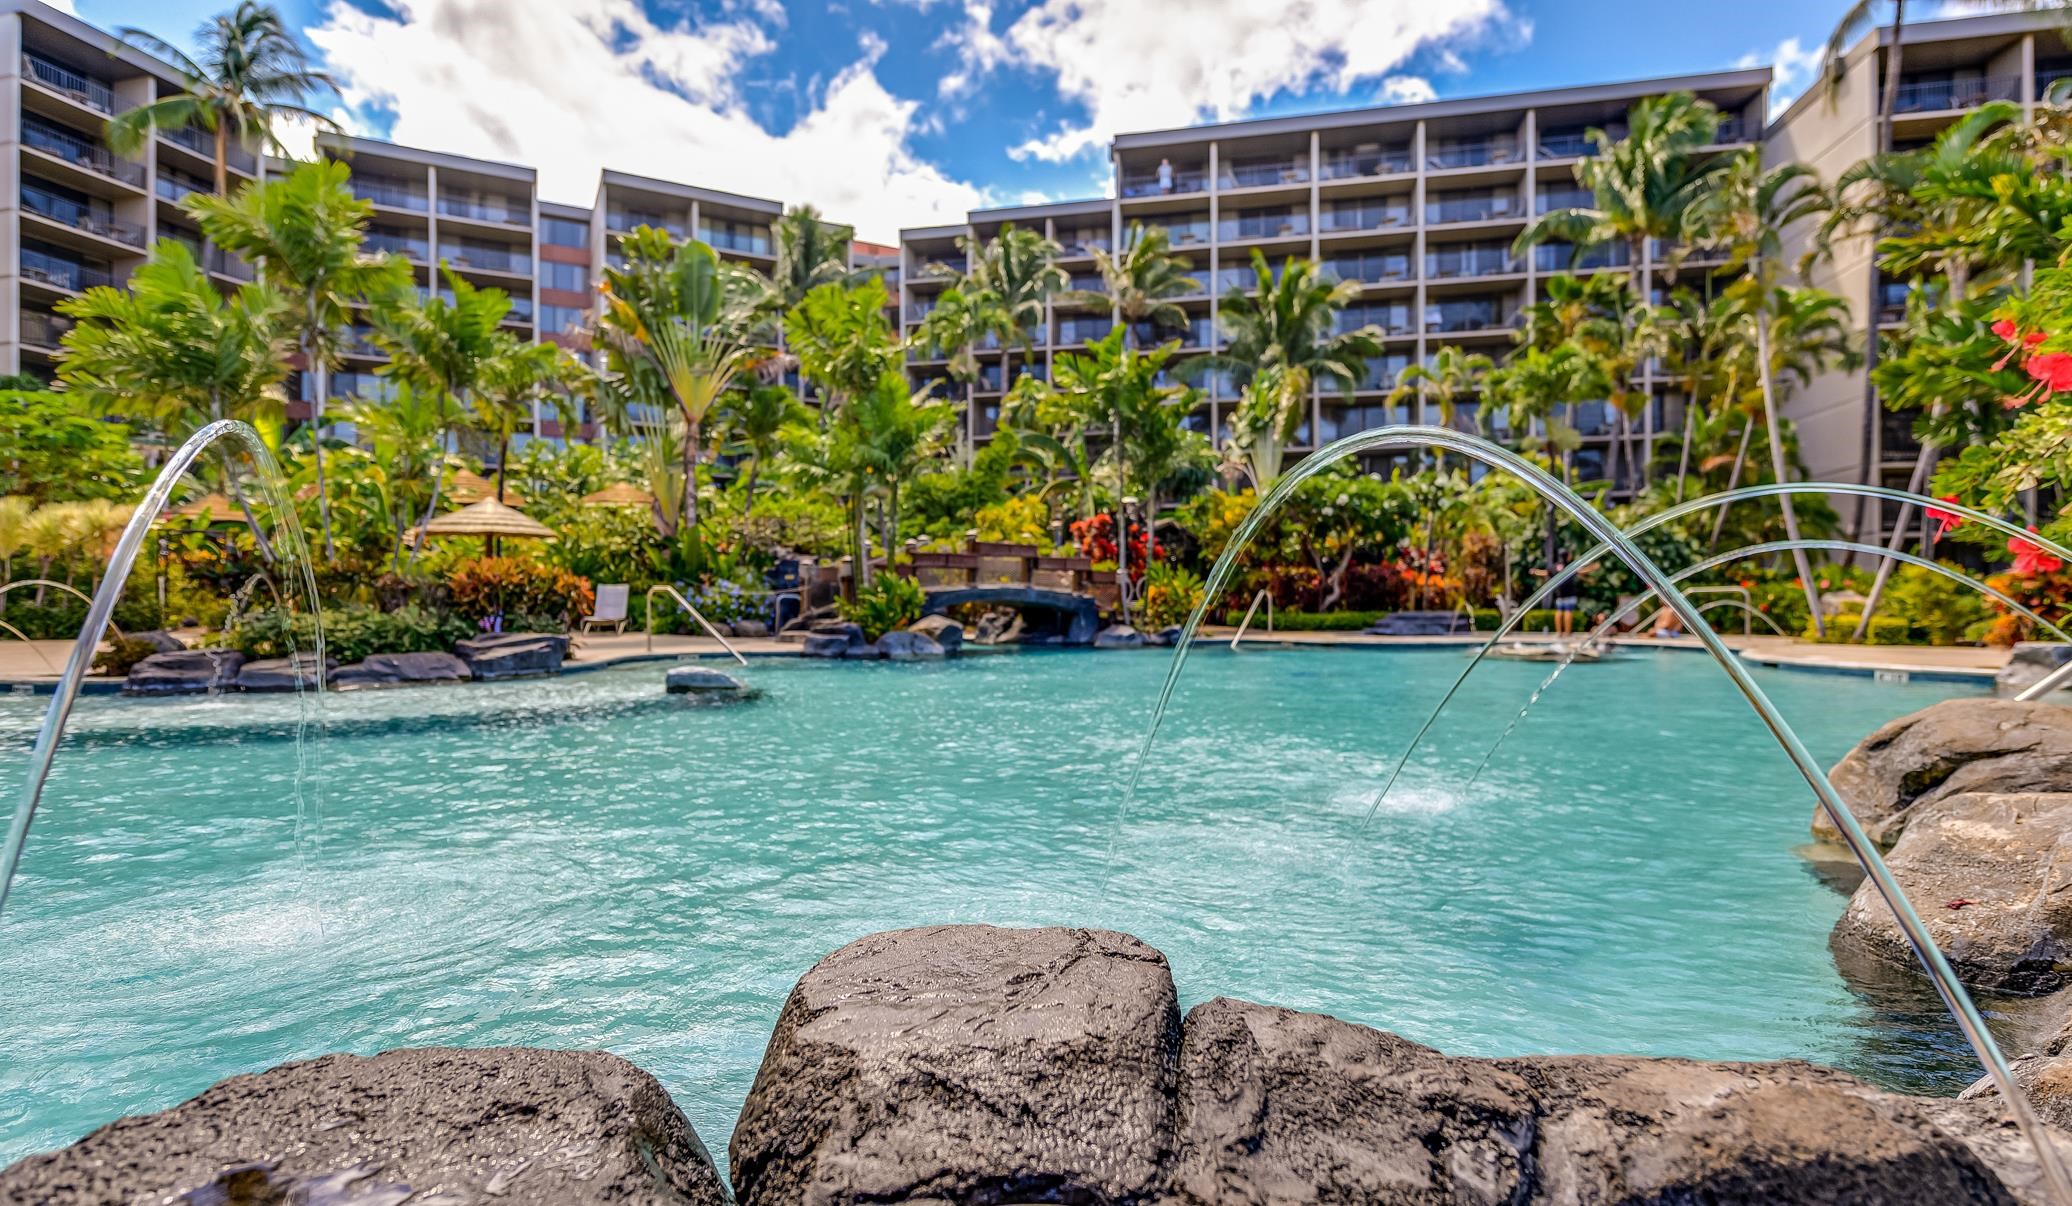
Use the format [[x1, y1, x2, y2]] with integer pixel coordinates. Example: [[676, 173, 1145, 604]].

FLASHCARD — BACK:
[[0, 0, 2056, 512]]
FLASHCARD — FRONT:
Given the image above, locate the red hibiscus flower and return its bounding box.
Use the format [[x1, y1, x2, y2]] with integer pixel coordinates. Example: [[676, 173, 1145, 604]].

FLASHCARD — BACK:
[[1994, 318, 2019, 342], [1926, 495, 1965, 540], [2009, 529, 2066, 577], [2026, 351, 2072, 394]]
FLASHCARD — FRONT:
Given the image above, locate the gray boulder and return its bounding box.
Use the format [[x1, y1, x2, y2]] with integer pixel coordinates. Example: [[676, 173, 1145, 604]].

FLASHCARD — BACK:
[[124, 649, 244, 696], [130, 629, 185, 653], [972, 608, 1023, 645], [876, 630, 945, 661], [1173, 996, 2027, 1205], [1815, 699, 2072, 847], [1962, 1055, 2072, 1132], [0, 1047, 727, 1206], [809, 619, 867, 647], [729, 618, 770, 638], [234, 653, 334, 693], [908, 614, 963, 655], [665, 665, 746, 694], [1094, 623, 1146, 649], [800, 633, 850, 658], [843, 641, 882, 660], [729, 925, 1181, 1206], [330, 651, 471, 689], [455, 632, 568, 681], [1833, 792, 2072, 995], [2000, 643, 2072, 698]]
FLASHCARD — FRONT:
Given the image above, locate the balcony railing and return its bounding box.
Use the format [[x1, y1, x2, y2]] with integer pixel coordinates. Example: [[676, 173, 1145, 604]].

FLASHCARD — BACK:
[[1177, 269, 1211, 295], [1320, 204, 1411, 233], [23, 53, 114, 112], [355, 179, 428, 212], [156, 171, 209, 204], [1713, 116, 1749, 143], [1320, 147, 1413, 179], [1358, 358, 1415, 391], [21, 310, 72, 348], [1339, 307, 1415, 336], [1120, 167, 1208, 197], [205, 247, 254, 281], [440, 242, 532, 275], [366, 230, 429, 260], [159, 123, 258, 175], [438, 195, 528, 224], [1426, 195, 1518, 224], [608, 211, 687, 236], [1536, 130, 1605, 159], [22, 118, 145, 187], [1426, 139, 1520, 170], [504, 295, 536, 323], [1425, 299, 1513, 332], [1533, 242, 1629, 271], [1888, 75, 2020, 114], [2038, 66, 2072, 100], [1322, 255, 1413, 285], [21, 246, 112, 292], [699, 226, 773, 256], [1218, 211, 1309, 241], [916, 257, 965, 278], [1057, 232, 1111, 256], [1425, 247, 1521, 278], [1055, 318, 1114, 345], [1220, 159, 1309, 189], [1536, 188, 1592, 215], [1214, 264, 1288, 293], [21, 184, 144, 246], [1149, 217, 1212, 247]]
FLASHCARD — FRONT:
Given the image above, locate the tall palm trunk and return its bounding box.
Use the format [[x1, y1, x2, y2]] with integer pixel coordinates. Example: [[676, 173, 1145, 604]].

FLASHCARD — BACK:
[[1852, 0, 1907, 548], [212, 121, 229, 196], [305, 318, 337, 560], [1708, 417, 1755, 554], [409, 391, 455, 567], [1757, 317, 1825, 635]]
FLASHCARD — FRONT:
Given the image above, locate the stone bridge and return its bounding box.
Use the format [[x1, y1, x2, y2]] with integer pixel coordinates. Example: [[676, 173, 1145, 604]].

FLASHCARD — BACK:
[[921, 585, 1100, 645]]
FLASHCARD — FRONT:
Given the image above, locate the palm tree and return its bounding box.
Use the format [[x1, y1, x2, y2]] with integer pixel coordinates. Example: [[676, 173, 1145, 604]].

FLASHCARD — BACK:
[[1387, 346, 1493, 470], [338, 385, 446, 572], [57, 240, 291, 553], [597, 227, 772, 535], [964, 223, 1068, 391], [1513, 91, 1726, 303], [471, 338, 583, 502], [1083, 221, 1194, 347], [915, 286, 998, 442], [185, 160, 413, 557], [718, 383, 810, 507], [785, 276, 904, 417], [105, 1, 338, 196], [848, 373, 958, 564], [773, 205, 857, 308], [370, 264, 510, 556]]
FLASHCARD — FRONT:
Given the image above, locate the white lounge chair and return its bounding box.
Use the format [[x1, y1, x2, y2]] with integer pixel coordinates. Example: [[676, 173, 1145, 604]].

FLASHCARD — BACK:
[[582, 584, 630, 634]]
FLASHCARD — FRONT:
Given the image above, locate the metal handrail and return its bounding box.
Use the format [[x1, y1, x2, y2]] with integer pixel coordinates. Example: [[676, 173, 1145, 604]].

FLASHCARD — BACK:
[[1229, 588, 1273, 649], [644, 584, 747, 664], [1678, 585, 1756, 636], [2018, 657, 2072, 702]]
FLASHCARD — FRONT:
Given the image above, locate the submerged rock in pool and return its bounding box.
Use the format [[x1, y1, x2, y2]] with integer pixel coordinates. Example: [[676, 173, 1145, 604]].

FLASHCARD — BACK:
[[729, 924, 1180, 1206], [1833, 792, 2072, 996], [123, 649, 244, 695], [1816, 699, 2072, 847], [330, 650, 471, 689], [455, 632, 568, 681], [665, 665, 747, 694], [0, 1047, 727, 1205]]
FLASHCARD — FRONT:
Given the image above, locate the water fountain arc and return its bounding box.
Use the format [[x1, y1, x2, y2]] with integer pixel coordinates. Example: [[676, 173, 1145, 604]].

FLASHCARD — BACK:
[[1129, 426, 2072, 1204], [0, 420, 324, 922]]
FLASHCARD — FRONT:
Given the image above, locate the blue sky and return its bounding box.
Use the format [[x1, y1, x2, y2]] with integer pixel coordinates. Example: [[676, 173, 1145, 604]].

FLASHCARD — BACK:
[[55, 0, 1974, 239]]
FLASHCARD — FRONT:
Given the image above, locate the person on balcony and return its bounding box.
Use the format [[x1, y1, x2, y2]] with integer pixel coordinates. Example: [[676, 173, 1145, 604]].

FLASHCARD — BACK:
[[1157, 158, 1173, 194]]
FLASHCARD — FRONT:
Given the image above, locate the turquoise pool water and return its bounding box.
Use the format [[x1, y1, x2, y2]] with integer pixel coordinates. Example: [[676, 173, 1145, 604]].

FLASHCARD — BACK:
[[0, 647, 1979, 1167]]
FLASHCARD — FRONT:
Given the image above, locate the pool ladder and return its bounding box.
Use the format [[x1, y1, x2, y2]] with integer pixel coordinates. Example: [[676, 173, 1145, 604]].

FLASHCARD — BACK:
[[643, 585, 748, 665]]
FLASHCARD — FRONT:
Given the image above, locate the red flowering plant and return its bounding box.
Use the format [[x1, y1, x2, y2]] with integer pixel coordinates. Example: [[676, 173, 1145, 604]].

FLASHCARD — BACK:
[[1069, 511, 1165, 583]]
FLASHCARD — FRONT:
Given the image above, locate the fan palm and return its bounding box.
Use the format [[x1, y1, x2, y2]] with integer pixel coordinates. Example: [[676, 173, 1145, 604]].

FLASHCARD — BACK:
[[186, 160, 413, 557], [963, 224, 1067, 390], [105, 1, 338, 195], [1080, 222, 1194, 346], [773, 205, 857, 308]]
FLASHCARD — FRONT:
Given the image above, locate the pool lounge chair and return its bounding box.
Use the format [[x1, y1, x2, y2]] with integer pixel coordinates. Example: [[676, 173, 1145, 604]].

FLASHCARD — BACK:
[[581, 584, 630, 634]]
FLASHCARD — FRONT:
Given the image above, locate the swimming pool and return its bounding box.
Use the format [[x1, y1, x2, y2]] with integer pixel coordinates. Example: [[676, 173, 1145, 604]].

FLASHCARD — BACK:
[[0, 646, 1979, 1167]]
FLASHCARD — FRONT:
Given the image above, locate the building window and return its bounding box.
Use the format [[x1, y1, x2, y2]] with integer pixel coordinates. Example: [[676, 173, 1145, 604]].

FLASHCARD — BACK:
[[541, 216, 589, 249], [540, 303, 589, 334], [542, 261, 587, 292]]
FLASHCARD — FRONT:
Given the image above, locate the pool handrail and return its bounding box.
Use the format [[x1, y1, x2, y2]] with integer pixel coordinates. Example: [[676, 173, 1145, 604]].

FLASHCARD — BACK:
[[643, 584, 748, 665], [1229, 588, 1273, 650]]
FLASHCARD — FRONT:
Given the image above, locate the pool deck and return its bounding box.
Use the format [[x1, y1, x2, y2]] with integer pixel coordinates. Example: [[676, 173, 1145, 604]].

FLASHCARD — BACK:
[[0, 626, 2019, 694]]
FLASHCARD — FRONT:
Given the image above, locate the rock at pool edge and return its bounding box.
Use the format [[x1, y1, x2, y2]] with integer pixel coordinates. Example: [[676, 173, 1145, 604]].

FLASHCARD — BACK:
[[0, 1047, 728, 1206], [666, 665, 746, 693]]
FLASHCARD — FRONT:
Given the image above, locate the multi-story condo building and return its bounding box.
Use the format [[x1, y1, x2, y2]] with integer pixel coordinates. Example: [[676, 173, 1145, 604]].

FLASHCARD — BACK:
[[1769, 8, 2072, 538], [901, 71, 1771, 488], [0, 0, 2052, 513]]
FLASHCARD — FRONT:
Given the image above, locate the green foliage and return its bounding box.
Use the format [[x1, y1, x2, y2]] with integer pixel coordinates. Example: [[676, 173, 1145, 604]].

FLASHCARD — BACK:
[[0, 392, 146, 503], [92, 635, 165, 677], [446, 556, 595, 628], [1884, 563, 1992, 645], [904, 432, 1018, 538], [973, 494, 1051, 544], [840, 572, 926, 641], [1470, 609, 1564, 633], [232, 603, 473, 664], [1138, 562, 1205, 630]]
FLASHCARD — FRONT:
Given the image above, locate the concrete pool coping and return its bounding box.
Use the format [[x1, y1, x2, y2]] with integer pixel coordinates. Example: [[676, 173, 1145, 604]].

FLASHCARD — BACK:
[[0, 628, 2016, 695]]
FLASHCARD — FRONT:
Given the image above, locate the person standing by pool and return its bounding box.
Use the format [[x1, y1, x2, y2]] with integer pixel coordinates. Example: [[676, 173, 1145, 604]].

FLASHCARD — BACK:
[[1533, 552, 1586, 636]]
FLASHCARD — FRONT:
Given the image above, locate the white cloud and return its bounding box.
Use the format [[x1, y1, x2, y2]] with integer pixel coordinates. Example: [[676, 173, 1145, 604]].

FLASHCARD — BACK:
[[1741, 35, 1825, 112], [1001, 0, 1516, 163], [1379, 75, 1438, 105], [936, 0, 1011, 98], [306, 0, 987, 242]]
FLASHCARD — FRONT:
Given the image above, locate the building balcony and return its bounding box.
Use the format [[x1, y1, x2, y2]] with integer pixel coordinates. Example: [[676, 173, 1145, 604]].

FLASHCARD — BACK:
[[1319, 206, 1412, 234], [1055, 318, 1114, 345], [1219, 159, 1309, 189], [21, 185, 145, 248], [700, 225, 773, 256], [158, 123, 258, 176], [366, 230, 430, 261], [1339, 307, 1416, 337], [438, 195, 529, 225], [155, 170, 211, 205], [1887, 75, 2019, 114], [1424, 299, 1515, 333], [1057, 231, 1110, 257], [23, 118, 145, 189], [1532, 242, 1629, 272], [21, 245, 112, 293], [205, 247, 254, 281], [22, 52, 114, 113], [1319, 147, 1413, 180], [1425, 197, 1520, 225], [1321, 255, 1413, 286], [1426, 139, 1521, 170], [441, 243, 533, 276], [607, 211, 687, 238], [1536, 130, 1607, 160], [1217, 212, 1309, 241], [1148, 217, 1212, 247], [1425, 249, 1522, 279], [20, 310, 72, 350], [1120, 166, 1208, 198], [354, 178, 429, 212]]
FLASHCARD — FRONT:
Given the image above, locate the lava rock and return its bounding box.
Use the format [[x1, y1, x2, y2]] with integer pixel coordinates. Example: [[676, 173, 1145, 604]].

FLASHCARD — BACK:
[[665, 665, 746, 693], [1832, 792, 2072, 995], [123, 649, 244, 696], [876, 630, 945, 661], [1172, 997, 2028, 1205], [800, 633, 849, 658], [2000, 643, 2072, 698], [971, 608, 1023, 645], [1094, 624, 1145, 649], [729, 924, 1181, 1205], [843, 641, 881, 660], [455, 632, 568, 681], [729, 618, 770, 638], [908, 615, 963, 656], [0, 1047, 727, 1206], [330, 651, 472, 689], [129, 629, 185, 653], [808, 620, 867, 647], [1815, 699, 2072, 847], [1962, 1056, 2072, 1132], [1170, 998, 1537, 1203], [234, 653, 334, 693]]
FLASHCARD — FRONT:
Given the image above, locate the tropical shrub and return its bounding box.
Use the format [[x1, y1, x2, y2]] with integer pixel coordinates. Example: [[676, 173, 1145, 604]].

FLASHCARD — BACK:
[[1984, 567, 2072, 646], [1884, 563, 1991, 646], [232, 603, 474, 663], [1222, 608, 1386, 632], [841, 572, 926, 641], [1139, 562, 1205, 630], [447, 557, 595, 629], [92, 635, 164, 676], [974, 495, 1050, 545]]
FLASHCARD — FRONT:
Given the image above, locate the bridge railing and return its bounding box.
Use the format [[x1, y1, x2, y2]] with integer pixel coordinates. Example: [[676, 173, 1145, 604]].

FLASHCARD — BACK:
[[903, 539, 1112, 604]]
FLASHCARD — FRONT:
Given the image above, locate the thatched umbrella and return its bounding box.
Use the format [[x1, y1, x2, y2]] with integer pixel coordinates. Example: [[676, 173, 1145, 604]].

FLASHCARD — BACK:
[[423, 497, 558, 543], [578, 482, 655, 509], [447, 468, 527, 509]]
